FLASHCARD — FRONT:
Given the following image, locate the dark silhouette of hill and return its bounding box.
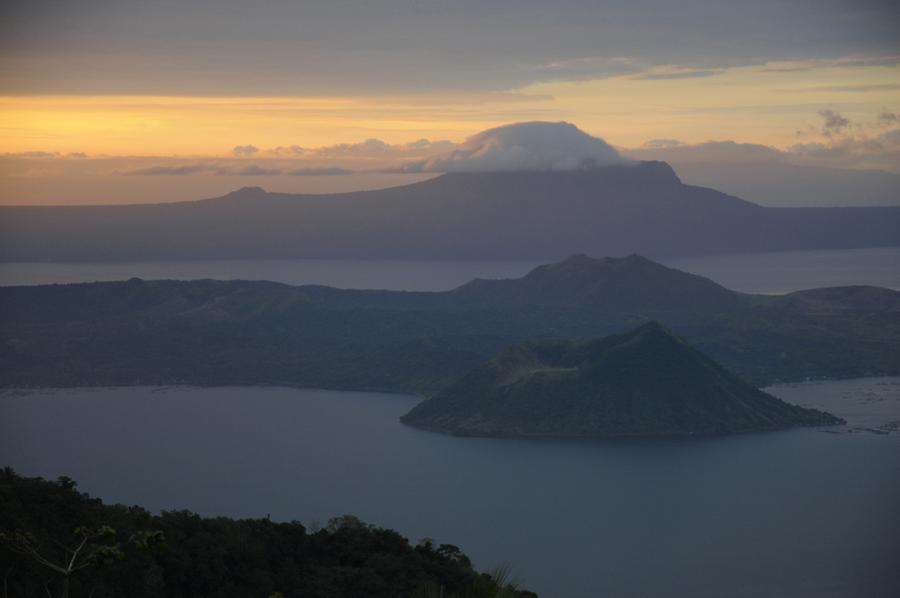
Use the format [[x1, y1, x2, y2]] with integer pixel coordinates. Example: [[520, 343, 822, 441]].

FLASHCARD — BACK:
[[449, 253, 737, 310], [401, 322, 842, 437], [2, 255, 898, 390], [1, 162, 897, 260], [0, 469, 535, 598]]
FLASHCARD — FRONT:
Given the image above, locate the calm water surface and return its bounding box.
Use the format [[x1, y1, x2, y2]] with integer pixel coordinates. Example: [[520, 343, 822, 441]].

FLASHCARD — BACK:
[[1, 246, 898, 293], [1, 378, 898, 598]]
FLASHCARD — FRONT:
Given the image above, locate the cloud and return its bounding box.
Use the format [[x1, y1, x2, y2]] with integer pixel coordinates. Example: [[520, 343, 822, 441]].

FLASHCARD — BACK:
[[403, 139, 457, 152], [3, 151, 90, 159], [528, 52, 898, 85], [785, 128, 900, 171], [628, 133, 900, 174], [269, 145, 307, 156], [400, 121, 631, 173], [7, 151, 59, 159], [123, 163, 216, 176], [641, 139, 684, 149], [878, 111, 898, 126], [627, 140, 784, 164], [532, 57, 730, 83], [629, 67, 725, 80], [263, 138, 456, 160], [782, 109, 900, 170], [533, 56, 640, 82], [627, 106, 900, 173], [308, 138, 392, 158], [226, 165, 282, 176], [758, 55, 900, 73], [119, 162, 357, 177], [6, 2, 900, 95], [833, 55, 900, 69], [819, 109, 851, 136], [783, 83, 900, 93], [878, 128, 900, 146], [790, 136, 887, 160], [287, 167, 355, 176], [232, 145, 259, 157]]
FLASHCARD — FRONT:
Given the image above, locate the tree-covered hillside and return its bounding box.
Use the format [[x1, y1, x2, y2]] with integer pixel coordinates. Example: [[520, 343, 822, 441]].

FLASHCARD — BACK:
[[0, 469, 535, 598], [2, 255, 898, 391]]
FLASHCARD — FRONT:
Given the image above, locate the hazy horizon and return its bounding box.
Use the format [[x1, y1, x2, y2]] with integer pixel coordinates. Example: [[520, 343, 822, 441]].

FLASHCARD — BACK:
[[2, 127, 899, 206]]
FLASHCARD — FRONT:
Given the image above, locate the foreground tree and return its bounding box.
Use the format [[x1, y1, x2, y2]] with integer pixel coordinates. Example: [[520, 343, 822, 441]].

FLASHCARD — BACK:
[[0, 525, 164, 598], [0, 469, 537, 597]]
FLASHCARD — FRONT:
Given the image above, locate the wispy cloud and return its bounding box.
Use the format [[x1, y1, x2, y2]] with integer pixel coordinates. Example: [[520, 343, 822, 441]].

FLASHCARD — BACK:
[[228, 165, 281, 176], [779, 83, 900, 93], [818, 109, 851, 136], [626, 108, 900, 173], [641, 139, 684, 149], [398, 121, 630, 173], [758, 55, 900, 73], [122, 163, 216, 176], [533, 56, 640, 82], [3, 151, 90, 159], [121, 163, 358, 176], [626, 140, 784, 164], [531, 57, 729, 82], [878, 111, 898, 126], [629, 67, 725, 80], [232, 145, 259, 157], [287, 167, 355, 176]]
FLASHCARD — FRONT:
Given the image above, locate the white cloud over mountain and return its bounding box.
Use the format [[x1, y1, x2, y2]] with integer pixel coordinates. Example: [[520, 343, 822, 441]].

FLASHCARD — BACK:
[[401, 122, 631, 173]]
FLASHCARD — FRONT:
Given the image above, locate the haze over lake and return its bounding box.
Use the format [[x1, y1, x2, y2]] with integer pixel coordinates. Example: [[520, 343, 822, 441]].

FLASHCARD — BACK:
[[1, 246, 898, 294], [2, 379, 898, 598]]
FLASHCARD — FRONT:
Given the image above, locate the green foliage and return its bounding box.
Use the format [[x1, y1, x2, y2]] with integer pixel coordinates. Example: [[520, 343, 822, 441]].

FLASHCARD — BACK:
[[0, 469, 535, 598]]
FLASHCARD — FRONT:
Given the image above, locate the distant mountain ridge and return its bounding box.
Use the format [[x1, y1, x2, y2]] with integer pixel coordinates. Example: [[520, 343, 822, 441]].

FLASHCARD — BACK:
[[401, 322, 843, 437], [663, 161, 900, 208], [1, 162, 898, 260], [450, 254, 737, 310], [2, 254, 898, 391]]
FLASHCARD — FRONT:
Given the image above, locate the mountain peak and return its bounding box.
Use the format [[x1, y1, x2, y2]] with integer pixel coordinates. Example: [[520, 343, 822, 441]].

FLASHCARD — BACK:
[[401, 324, 843, 437], [546, 253, 654, 270], [451, 254, 733, 311], [223, 186, 268, 199], [625, 319, 670, 337]]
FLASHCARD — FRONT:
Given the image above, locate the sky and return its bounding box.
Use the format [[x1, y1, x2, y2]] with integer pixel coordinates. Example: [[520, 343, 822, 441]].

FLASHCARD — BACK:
[[1, 0, 899, 204]]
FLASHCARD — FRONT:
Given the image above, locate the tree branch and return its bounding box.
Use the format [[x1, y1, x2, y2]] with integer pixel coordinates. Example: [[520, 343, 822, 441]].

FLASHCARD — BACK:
[[66, 536, 90, 573]]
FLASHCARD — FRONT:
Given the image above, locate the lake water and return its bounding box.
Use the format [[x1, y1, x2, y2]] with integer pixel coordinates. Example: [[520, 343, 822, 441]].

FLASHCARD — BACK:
[[1, 246, 898, 294], [2, 378, 898, 598]]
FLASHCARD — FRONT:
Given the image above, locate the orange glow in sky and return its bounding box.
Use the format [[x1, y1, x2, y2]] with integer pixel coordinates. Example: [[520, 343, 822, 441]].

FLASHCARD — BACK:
[[2, 62, 897, 156]]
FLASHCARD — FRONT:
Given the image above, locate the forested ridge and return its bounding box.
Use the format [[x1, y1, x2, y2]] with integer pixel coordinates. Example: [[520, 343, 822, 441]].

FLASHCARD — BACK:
[[3, 255, 898, 391], [0, 469, 535, 598]]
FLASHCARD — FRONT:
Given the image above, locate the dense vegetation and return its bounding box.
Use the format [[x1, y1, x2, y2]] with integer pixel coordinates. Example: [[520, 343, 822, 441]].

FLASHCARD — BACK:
[[2, 255, 898, 392], [402, 322, 843, 437], [0, 469, 535, 598]]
